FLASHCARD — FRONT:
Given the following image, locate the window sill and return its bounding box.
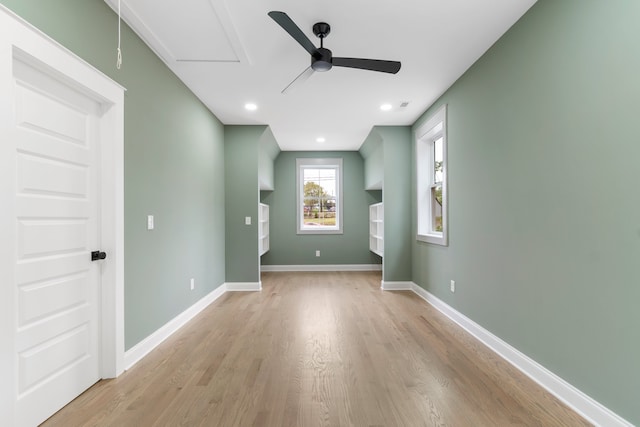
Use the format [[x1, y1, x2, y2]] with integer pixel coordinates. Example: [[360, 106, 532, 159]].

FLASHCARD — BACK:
[[417, 233, 448, 246], [298, 228, 343, 235]]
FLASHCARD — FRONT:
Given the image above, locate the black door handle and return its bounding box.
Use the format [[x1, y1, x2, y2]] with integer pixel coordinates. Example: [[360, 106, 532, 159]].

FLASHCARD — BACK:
[[91, 251, 107, 261]]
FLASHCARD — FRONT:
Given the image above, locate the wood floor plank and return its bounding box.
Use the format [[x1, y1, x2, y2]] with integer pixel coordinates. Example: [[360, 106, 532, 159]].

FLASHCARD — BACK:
[[42, 271, 592, 427]]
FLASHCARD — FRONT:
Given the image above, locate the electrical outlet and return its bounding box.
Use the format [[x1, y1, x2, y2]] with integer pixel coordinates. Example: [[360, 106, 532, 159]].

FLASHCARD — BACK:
[[315, 250, 320, 257], [190, 278, 195, 290], [450, 280, 455, 293]]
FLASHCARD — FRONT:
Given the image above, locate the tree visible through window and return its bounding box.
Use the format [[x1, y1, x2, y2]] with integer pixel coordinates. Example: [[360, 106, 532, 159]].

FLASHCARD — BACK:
[[297, 159, 343, 234], [303, 172, 336, 227], [432, 136, 444, 232]]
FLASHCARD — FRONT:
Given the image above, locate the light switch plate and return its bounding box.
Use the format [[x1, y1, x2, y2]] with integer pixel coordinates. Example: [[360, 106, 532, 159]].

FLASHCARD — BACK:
[[245, 216, 251, 225], [147, 215, 154, 230]]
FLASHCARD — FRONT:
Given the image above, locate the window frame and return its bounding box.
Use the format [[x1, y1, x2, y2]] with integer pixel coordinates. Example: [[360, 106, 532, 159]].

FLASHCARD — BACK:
[[416, 105, 448, 246], [296, 158, 343, 235]]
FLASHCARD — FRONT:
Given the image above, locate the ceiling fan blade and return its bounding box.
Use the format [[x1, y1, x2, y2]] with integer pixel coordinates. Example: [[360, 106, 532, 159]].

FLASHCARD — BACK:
[[268, 11, 317, 56], [332, 57, 401, 74], [282, 66, 315, 94]]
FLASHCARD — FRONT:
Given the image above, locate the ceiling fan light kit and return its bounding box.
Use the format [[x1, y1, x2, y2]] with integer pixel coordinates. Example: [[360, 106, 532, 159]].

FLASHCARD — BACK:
[[268, 11, 401, 92]]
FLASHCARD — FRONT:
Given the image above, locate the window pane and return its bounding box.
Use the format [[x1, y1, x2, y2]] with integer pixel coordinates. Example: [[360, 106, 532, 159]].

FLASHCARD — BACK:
[[431, 184, 443, 232], [416, 105, 447, 245], [302, 168, 337, 228], [434, 136, 443, 183]]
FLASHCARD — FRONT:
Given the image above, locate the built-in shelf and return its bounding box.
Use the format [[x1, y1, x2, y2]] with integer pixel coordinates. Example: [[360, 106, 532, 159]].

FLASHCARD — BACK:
[[259, 203, 269, 256], [369, 202, 383, 257]]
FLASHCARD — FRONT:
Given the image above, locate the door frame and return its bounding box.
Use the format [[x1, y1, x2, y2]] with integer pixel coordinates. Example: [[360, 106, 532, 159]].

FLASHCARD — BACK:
[[0, 5, 125, 423]]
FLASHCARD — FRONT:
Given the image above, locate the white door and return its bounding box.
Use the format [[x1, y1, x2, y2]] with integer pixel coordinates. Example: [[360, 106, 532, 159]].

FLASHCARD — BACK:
[[0, 7, 125, 426], [10, 54, 103, 426]]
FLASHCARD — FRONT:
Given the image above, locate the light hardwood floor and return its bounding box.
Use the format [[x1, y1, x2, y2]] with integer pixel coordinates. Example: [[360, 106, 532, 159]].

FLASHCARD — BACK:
[[43, 271, 591, 426]]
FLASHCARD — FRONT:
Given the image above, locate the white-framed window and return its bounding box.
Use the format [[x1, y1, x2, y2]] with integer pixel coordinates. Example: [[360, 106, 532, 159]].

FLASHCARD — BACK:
[[416, 105, 448, 245], [296, 158, 343, 234]]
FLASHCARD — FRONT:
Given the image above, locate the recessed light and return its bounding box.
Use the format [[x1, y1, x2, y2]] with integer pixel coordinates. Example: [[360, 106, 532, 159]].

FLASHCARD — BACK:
[[380, 103, 393, 111], [316, 137, 326, 143], [244, 103, 257, 111]]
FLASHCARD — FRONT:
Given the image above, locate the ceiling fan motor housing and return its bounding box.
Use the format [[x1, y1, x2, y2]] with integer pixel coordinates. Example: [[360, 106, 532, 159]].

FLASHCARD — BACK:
[[312, 47, 333, 71]]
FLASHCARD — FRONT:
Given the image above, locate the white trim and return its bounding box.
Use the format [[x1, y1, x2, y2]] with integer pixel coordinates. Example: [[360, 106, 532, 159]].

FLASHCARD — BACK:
[[381, 281, 413, 291], [261, 264, 382, 272], [97, 62, 125, 380], [103, 0, 178, 64], [0, 5, 126, 94], [124, 284, 227, 370], [415, 104, 448, 246], [205, 0, 252, 65], [226, 282, 262, 291], [409, 283, 633, 427], [103, 0, 251, 65]]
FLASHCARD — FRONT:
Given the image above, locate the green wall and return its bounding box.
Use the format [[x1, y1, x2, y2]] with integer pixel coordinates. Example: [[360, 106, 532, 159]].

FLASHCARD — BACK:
[[411, 0, 640, 423], [359, 132, 383, 190], [360, 126, 412, 282], [0, 0, 227, 350], [380, 127, 412, 282], [4, 0, 636, 422], [258, 127, 281, 191], [224, 126, 263, 283], [261, 151, 379, 266], [361, 127, 413, 282]]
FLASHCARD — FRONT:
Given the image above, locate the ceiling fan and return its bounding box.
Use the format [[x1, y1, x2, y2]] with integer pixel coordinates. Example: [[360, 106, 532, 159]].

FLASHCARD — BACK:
[[268, 11, 401, 94]]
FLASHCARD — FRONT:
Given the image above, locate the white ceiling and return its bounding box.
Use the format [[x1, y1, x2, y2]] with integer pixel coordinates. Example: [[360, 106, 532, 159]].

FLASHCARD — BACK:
[[105, 0, 537, 151]]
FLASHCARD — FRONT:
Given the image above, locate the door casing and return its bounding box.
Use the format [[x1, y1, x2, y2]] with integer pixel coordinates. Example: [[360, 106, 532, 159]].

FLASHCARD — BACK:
[[0, 5, 125, 424]]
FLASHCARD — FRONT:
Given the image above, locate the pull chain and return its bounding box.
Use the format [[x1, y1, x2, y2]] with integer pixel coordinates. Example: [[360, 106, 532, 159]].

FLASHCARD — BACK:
[[116, 0, 123, 69]]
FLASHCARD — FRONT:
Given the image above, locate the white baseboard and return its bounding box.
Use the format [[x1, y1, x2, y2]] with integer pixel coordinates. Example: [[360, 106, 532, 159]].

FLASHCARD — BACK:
[[381, 280, 413, 290], [409, 283, 632, 427], [226, 282, 262, 291], [124, 283, 226, 370], [261, 264, 382, 272], [123, 274, 630, 427]]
